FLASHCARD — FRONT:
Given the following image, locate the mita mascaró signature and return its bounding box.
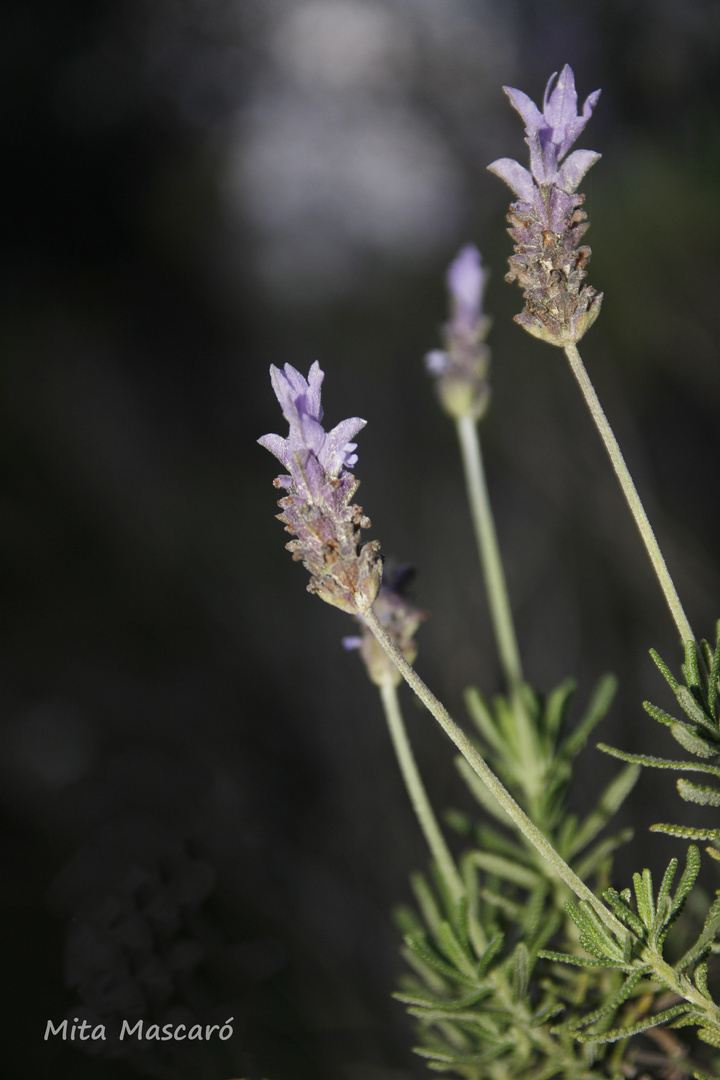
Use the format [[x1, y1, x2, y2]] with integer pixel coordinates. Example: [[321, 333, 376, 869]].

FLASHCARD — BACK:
[[44, 1017, 234, 1042]]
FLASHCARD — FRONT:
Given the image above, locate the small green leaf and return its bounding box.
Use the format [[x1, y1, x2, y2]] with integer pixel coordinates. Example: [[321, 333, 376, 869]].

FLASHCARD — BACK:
[[567, 765, 640, 859], [403, 933, 477, 986], [677, 778, 720, 806], [543, 677, 576, 745], [694, 960, 709, 997], [651, 824, 720, 841], [597, 744, 720, 777], [464, 686, 505, 754], [650, 648, 680, 692], [551, 967, 648, 1034], [673, 845, 702, 915], [538, 949, 635, 971], [576, 1003, 692, 1044], [643, 700, 684, 729], [633, 869, 655, 930], [561, 674, 617, 760], [682, 639, 702, 692], [670, 723, 718, 758], [510, 942, 530, 1002], [463, 850, 542, 889], [676, 685, 718, 736], [477, 931, 504, 976], [436, 921, 478, 979], [604, 887, 646, 938]]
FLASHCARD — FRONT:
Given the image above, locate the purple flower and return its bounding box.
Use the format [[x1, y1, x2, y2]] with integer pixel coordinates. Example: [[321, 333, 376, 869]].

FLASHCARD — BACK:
[[425, 245, 491, 419], [259, 362, 366, 499], [259, 363, 382, 614], [488, 65, 601, 226], [487, 66, 603, 346], [447, 245, 487, 334]]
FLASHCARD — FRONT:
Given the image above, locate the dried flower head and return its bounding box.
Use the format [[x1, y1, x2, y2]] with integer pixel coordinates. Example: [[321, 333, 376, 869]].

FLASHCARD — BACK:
[[488, 65, 603, 346], [259, 362, 382, 614], [344, 565, 426, 687], [425, 245, 492, 420]]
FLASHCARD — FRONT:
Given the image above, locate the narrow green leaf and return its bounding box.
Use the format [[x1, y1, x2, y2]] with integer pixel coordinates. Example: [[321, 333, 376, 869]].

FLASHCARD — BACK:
[[411, 872, 442, 935], [651, 824, 720, 842], [683, 639, 702, 692], [561, 674, 617, 760], [708, 625, 720, 720], [436, 921, 478, 979], [414, 1042, 516, 1065], [463, 850, 542, 889], [676, 685, 718, 736], [677, 778, 720, 806], [477, 931, 504, 976], [464, 686, 505, 754], [543, 677, 577, 745], [403, 934, 476, 986], [676, 894, 720, 972], [598, 744, 720, 778], [538, 949, 636, 971], [576, 899, 626, 961], [577, 1004, 692, 1044], [643, 699, 684, 729], [603, 887, 646, 938], [393, 987, 492, 1011], [650, 648, 680, 692], [673, 845, 702, 915], [652, 857, 678, 946], [633, 869, 655, 930], [454, 757, 508, 825], [671, 723, 718, 758], [697, 1027, 720, 1049], [551, 967, 648, 1033], [694, 960, 709, 997], [567, 764, 640, 858], [510, 942, 530, 1002]]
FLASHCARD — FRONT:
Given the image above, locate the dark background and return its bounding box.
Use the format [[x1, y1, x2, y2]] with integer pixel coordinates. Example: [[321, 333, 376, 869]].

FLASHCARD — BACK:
[[2, 0, 720, 1077]]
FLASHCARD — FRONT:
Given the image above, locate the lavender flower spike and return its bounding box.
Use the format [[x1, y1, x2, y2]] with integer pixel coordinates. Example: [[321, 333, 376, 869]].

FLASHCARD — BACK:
[[259, 362, 382, 614], [425, 245, 492, 420], [488, 65, 603, 346]]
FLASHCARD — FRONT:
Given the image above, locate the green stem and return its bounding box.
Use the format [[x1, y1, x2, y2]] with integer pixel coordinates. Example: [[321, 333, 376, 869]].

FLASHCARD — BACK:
[[564, 342, 694, 646], [378, 678, 465, 907], [361, 604, 625, 939], [456, 413, 524, 691]]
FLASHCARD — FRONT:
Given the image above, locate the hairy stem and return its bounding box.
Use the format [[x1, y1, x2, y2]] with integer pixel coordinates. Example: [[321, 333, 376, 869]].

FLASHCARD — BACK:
[[456, 413, 524, 691], [361, 604, 625, 939], [564, 342, 693, 645], [378, 679, 465, 907]]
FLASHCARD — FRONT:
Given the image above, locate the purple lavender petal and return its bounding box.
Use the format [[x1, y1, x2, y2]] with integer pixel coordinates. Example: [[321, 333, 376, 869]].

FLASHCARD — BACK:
[[321, 417, 367, 474], [503, 86, 543, 132], [487, 158, 535, 202], [257, 431, 289, 466], [544, 66, 600, 160], [557, 149, 602, 193], [447, 245, 485, 331], [303, 360, 324, 422], [425, 349, 449, 375]]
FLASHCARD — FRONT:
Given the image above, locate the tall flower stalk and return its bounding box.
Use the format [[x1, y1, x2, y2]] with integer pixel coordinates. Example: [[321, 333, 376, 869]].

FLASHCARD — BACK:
[[426, 246, 524, 692], [488, 65, 693, 647]]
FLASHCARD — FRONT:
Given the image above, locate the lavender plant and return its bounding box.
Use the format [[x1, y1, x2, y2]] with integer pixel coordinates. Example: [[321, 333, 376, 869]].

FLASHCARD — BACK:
[[258, 65, 720, 1079]]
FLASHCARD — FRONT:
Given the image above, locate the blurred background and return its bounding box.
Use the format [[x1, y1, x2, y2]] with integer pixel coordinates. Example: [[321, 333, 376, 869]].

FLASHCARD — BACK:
[[1, 0, 720, 1076]]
